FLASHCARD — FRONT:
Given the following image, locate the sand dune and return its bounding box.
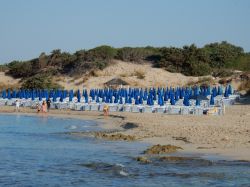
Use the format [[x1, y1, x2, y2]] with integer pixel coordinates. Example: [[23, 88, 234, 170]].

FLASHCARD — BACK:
[[57, 60, 199, 90], [0, 72, 21, 88]]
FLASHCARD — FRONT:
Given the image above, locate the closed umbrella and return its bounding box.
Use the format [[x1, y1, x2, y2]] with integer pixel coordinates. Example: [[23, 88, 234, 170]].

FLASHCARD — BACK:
[[210, 95, 215, 105]]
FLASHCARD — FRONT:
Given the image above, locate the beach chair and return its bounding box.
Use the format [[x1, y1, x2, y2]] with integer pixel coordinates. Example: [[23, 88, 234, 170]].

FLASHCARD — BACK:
[[90, 104, 99, 111], [83, 104, 90, 111], [23, 101, 32, 107], [194, 107, 203, 115], [180, 107, 189, 115], [117, 104, 124, 112], [169, 106, 181, 115], [144, 106, 153, 113], [6, 100, 15, 106], [123, 105, 132, 112], [108, 104, 118, 112], [156, 106, 166, 113], [58, 102, 68, 109], [0, 99, 7, 106], [99, 104, 104, 111], [74, 103, 83, 111], [50, 102, 56, 109], [131, 105, 140, 113]]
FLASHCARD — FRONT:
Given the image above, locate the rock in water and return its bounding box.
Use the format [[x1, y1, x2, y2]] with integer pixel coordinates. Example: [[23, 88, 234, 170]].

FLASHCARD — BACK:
[[143, 144, 183, 154], [94, 132, 136, 141], [136, 156, 151, 164]]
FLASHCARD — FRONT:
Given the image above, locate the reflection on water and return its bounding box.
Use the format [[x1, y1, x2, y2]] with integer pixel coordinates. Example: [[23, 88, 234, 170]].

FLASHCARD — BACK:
[[0, 114, 249, 187]]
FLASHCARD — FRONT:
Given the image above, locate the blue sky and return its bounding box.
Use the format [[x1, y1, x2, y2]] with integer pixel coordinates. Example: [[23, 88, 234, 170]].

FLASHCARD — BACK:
[[0, 0, 250, 63]]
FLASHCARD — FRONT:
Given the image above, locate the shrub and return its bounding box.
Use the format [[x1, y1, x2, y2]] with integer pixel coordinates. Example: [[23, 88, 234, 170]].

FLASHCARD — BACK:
[[133, 70, 145, 79], [22, 74, 62, 89], [212, 69, 233, 77], [238, 80, 250, 94]]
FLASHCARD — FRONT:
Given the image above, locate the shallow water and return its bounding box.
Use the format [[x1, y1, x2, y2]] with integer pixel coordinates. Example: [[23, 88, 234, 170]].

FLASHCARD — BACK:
[[0, 114, 249, 187]]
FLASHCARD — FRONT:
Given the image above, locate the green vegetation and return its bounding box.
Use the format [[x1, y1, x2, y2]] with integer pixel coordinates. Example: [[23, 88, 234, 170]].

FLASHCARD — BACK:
[[21, 74, 62, 89], [2, 41, 250, 89]]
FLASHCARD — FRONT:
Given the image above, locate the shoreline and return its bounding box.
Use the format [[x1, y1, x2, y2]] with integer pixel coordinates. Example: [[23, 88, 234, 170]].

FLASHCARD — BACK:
[[0, 104, 249, 161]]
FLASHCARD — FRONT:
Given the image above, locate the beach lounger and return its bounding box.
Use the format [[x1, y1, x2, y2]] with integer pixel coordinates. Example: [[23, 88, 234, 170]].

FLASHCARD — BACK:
[[169, 106, 181, 115], [117, 104, 124, 112], [82, 104, 90, 111], [6, 100, 15, 106], [57, 102, 68, 109], [123, 105, 132, 112], [90, 104, 99, 111], [194, 107, 203, 115], [144, 106, 153, 113], [0, 99, 7, 106], [108, 105, 118, 112], [74, 103, 82, 111], [131, 105, 140, 113], [156, 106, 166, 113], [99, 104, 104, 111], [180, 107, 189, 115]]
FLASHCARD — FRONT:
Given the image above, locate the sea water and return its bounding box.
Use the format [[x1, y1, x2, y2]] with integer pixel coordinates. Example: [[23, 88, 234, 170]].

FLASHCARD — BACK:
[[0, 114, 249, 187]]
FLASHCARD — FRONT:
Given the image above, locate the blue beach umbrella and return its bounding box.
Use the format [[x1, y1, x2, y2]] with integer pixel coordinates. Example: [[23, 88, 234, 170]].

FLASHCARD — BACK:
[[228, 85, 232, 95], [195, 99, 200, 106], [210, 95, 215, 105], [7, 89, 11, 99], [224, 87, 229, 98], [1, 90, 6, 98], [170, 94, 175, 105], [77, 90, 81, 103]]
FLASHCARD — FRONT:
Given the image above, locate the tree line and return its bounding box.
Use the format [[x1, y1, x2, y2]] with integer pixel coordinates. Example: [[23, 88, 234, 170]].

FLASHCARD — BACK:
[[0, 41, 249, 89]]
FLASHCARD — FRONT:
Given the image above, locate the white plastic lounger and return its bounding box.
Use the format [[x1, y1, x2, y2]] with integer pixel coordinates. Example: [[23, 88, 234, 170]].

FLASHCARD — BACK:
[[74, 103, 83, 111], [144, 106, 153, 113], [169, 106, 181, 115], [180, 107, 189, 115], [156, 106, 166, 113], [193, 107, 203, 115], [117, 104, 124, 112], [123, 105, 132, 112], [108, 105, 118, 112], [131, 105, 140, 113], [90, 104, 99, 111]]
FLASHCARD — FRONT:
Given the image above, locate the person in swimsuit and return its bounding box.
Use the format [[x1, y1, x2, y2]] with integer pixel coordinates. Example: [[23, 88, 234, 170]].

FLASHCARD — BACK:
[[103, 104, 109, 116], [42, 101, 47, 113]]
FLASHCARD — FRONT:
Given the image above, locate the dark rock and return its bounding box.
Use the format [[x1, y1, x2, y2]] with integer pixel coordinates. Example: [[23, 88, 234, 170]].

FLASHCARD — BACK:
[[136, 156, 151, 164], [172, 136, 191, 143], [94, 132, 136, 141], [143, 144, 183, 154], [121, 122, 139, 130]]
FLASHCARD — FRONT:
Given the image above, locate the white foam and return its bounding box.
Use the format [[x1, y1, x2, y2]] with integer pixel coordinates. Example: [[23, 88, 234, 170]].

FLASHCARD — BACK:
[[119, 170, 128, 176]]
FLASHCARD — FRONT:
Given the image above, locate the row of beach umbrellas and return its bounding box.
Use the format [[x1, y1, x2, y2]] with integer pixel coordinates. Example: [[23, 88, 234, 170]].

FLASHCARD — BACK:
[[0, 85, 233, 106]]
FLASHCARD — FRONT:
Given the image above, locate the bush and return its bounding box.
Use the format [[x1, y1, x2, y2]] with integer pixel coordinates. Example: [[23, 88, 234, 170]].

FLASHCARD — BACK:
[[22, 74, 62, 89], [133, 70, 145, 79], [0, 64, 8, 72], [212, 69, 233, 77], [8, 61, 34, 78], [238, 80, 250, 94]]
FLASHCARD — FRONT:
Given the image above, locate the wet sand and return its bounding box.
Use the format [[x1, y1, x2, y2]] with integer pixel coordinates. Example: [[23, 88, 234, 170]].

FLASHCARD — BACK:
[[0, 102, 250, 161]]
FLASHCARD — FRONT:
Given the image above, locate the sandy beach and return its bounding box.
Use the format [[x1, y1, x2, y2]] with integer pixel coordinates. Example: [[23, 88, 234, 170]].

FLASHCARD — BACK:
[[0, 101, 250, 161]]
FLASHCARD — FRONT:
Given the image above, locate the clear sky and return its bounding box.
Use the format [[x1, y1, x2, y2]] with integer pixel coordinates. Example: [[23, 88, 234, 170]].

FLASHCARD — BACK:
[[0, 0, 250, 63]]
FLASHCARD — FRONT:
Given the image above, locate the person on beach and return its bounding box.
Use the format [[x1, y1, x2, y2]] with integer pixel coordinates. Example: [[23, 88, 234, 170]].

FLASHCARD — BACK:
[[36, 103, 41, 113], [103, 104, 109, 116], [46, 98, 51, 112], [15, 99, 20, 112], [42, 101, 47, 113]]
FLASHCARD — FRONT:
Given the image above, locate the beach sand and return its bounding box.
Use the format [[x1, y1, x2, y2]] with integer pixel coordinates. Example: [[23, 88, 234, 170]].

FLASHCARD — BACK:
[[0, 102, 249, 161]]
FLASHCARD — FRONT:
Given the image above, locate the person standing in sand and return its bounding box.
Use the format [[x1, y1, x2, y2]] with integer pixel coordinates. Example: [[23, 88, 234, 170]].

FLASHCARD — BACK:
[[103, 104, 109, 116], [42, 101, 47, 113], [46, 98, 51, 112], [15, 99, 20, 112]]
